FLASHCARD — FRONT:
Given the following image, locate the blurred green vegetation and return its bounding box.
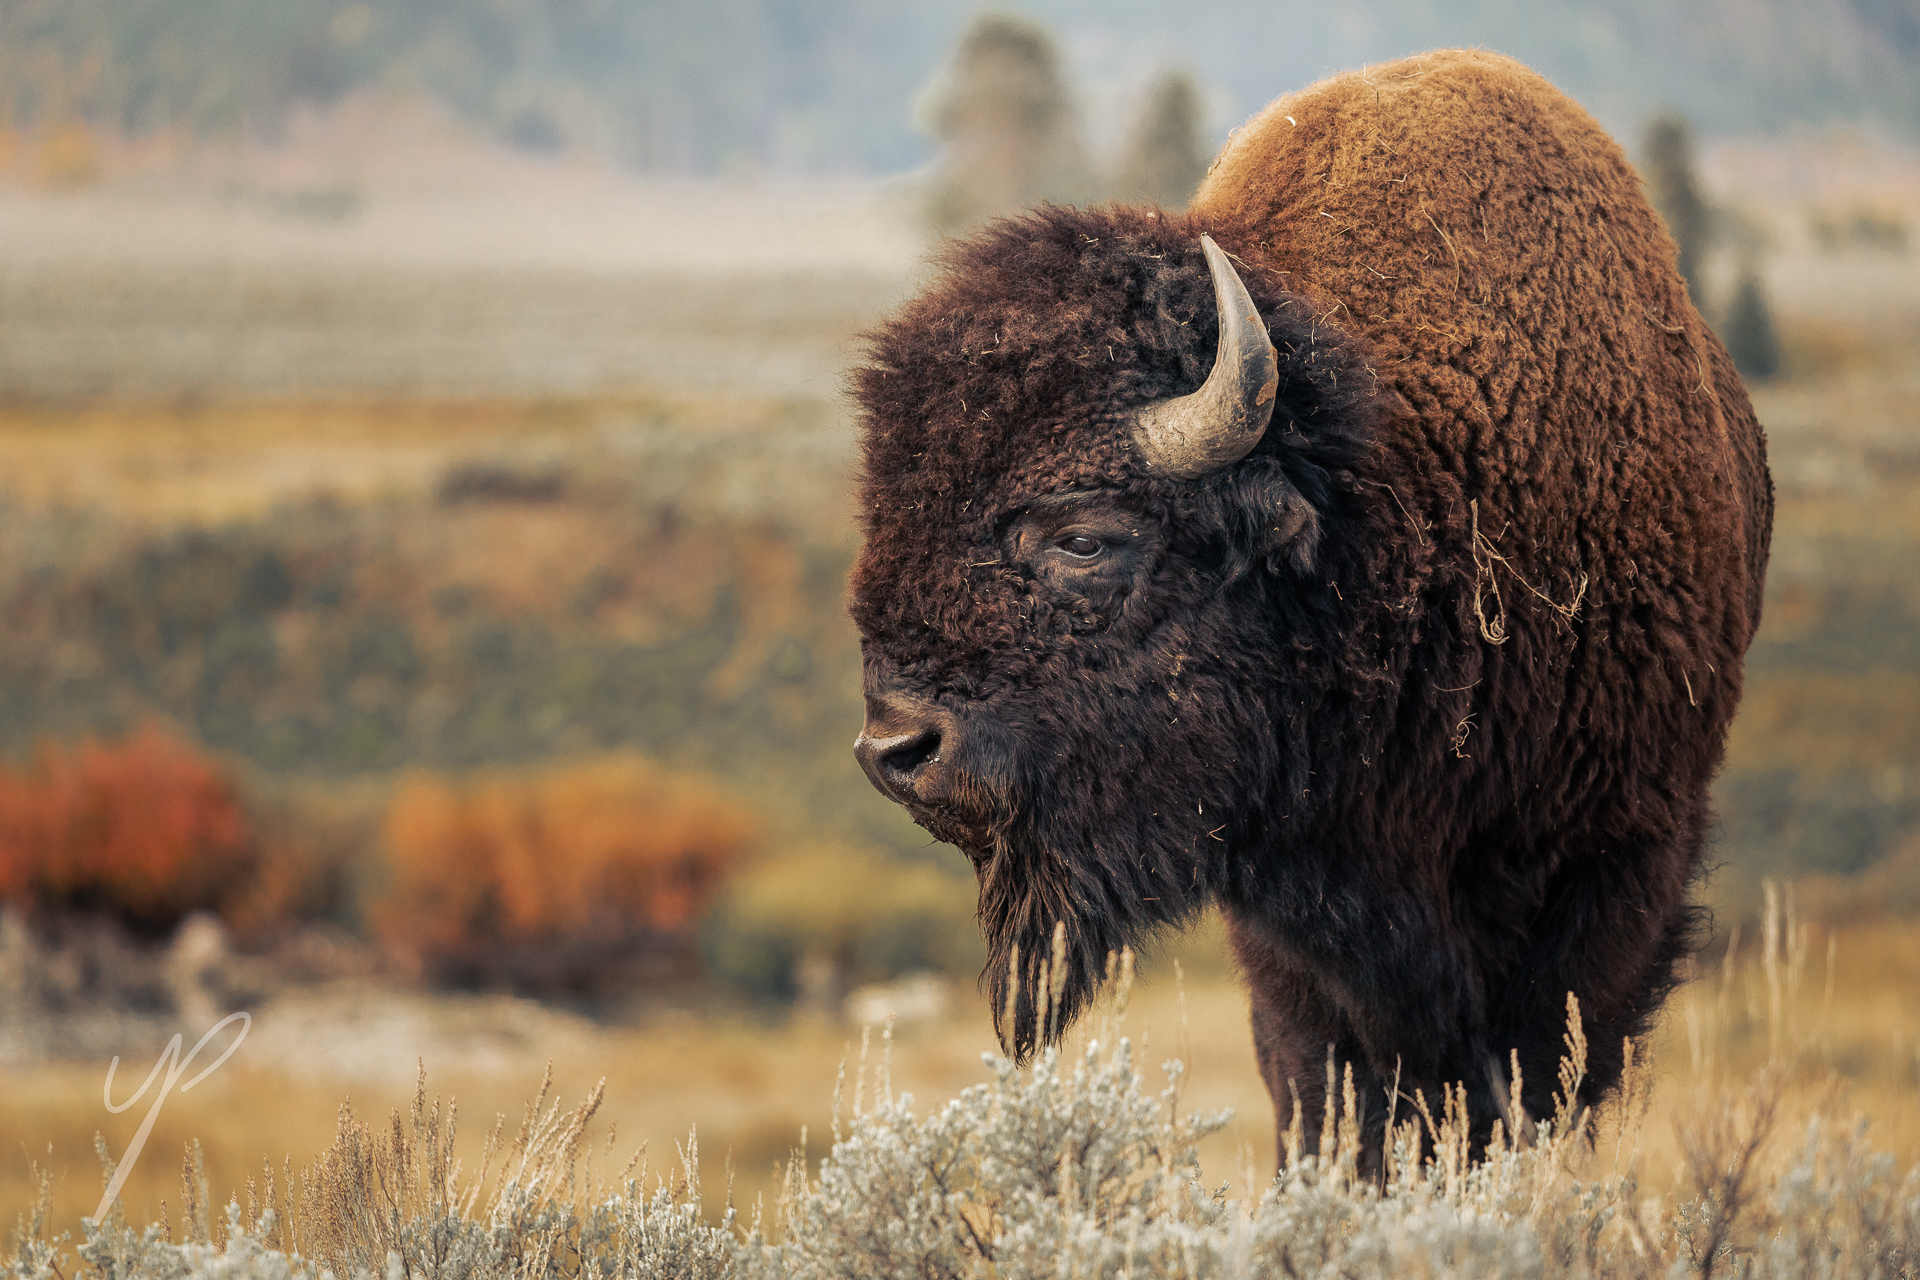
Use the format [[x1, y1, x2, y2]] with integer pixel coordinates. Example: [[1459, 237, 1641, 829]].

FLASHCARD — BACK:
[[1704, 302, 1920, 918], [702, 841, 981, 1000], [0, 433, 919, 859], [1721, 581, 1920, 881]]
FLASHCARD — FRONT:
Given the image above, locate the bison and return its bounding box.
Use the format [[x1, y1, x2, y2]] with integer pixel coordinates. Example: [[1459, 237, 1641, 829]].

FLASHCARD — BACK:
[[849, 49, 1772, 1160]]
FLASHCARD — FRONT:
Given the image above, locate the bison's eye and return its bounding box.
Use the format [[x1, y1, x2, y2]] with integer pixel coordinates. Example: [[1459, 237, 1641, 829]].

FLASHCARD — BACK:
[[1004, 493, 1149, 612]]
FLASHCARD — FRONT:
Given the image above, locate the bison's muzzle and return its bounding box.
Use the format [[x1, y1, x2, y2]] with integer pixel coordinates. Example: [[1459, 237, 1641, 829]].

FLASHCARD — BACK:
[[855, 690, 1004, 852], [855, 691, 960, 805]]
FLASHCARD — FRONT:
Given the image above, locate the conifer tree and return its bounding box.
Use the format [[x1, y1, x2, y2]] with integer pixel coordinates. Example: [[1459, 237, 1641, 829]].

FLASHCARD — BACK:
[[1641, 113, 1713, 304], [1724, 258, 1782, 381], [1114, 69, 1209, 210], [919, 14, 1094, 235]]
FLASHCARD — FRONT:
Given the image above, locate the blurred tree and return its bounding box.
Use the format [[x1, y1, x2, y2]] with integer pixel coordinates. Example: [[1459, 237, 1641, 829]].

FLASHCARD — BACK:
[[1640, 113, 1713, 305], [1723, 257, 1781, 382], [919, 13, 1095, 234], [1114, 68, 1209, 209]]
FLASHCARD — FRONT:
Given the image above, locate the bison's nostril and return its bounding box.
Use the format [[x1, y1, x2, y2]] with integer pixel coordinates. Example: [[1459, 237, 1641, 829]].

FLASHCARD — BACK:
[[855, 693, 962, 805], [881, 729, 941, 779]]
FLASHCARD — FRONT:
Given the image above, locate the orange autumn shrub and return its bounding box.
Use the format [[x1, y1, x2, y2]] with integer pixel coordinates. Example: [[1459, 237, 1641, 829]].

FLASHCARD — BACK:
[[372, 756, 753, 988], [0, 724, 254, 933]]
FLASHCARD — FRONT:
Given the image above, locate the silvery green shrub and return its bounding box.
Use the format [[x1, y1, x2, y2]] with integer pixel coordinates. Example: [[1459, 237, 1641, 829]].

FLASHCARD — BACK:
[[10, 1034, 1918, 1280]]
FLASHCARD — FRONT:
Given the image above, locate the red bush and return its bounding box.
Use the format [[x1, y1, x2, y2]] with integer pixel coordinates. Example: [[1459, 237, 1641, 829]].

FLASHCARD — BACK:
[[371, 756, 753, 988], [0, 724, 254, 932]]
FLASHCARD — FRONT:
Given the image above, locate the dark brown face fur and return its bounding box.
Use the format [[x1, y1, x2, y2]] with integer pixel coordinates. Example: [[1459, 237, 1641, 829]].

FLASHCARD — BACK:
[[849, 205, 1379, 1059]]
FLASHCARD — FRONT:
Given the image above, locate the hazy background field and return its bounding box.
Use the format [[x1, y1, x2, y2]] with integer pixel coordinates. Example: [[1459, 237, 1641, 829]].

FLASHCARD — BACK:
[[2, 0, 1918, 1245]]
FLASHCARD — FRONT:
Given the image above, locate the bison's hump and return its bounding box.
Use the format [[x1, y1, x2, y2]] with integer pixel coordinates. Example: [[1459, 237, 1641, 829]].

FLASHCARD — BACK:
[[1194, 47, 1770, 685]]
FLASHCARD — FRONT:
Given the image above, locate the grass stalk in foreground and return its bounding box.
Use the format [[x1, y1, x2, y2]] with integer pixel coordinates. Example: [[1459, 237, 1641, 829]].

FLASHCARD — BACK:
[[10, 889, 1920, 1279]]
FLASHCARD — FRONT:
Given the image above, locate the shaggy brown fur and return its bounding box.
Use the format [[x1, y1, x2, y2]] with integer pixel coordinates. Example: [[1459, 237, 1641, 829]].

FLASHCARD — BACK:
[[848, 49, 1771, 1163]]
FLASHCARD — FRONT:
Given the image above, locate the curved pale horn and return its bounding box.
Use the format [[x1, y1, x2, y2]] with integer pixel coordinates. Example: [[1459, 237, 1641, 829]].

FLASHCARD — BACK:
[[1132, 235, 1279, 479]]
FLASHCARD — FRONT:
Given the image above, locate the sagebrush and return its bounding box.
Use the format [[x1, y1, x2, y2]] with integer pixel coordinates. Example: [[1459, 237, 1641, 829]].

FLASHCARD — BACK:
[[11, 926, 1919, 1280]]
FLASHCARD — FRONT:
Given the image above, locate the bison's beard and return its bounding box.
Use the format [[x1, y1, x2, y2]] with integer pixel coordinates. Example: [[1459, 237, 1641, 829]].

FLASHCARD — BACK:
[[908, 630, 1298, 1062], [974, 801, 1212, 1062]]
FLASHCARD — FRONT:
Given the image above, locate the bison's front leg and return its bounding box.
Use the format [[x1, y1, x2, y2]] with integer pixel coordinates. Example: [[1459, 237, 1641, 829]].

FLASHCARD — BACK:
[[1224, 909, 1395, 1173]]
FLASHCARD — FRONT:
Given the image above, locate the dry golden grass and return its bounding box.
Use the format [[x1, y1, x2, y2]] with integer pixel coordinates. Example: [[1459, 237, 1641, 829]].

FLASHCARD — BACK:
[[0, 397, 567, 523], [5, 932, 1233, 1234], [5, 906, 1917, 1243], [1624, 908, 1920, 1196], [0, 392, 839, 527]]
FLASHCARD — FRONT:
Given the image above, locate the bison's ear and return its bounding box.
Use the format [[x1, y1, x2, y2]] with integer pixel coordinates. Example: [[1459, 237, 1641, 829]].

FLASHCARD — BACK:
[[1264, 477, 1322, 573], [1200, 458, 1323, 579]]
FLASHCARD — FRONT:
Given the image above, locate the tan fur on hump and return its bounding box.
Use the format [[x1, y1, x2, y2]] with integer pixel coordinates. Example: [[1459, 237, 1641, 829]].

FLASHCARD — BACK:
[[1192, 48, 1769, 649], [1194, 49, 1713, 372]]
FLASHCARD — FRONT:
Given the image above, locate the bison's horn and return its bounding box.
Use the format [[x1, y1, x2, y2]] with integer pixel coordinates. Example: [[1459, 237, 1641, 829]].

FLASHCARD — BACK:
[[1133, 235, 1279, 479]]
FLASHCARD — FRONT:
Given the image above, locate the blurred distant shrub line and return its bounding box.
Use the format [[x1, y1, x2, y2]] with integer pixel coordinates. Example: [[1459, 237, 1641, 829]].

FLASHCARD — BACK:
[[0, 721, 992, 1010], [0, 718, 994, 1013], [4, 0, 1917, 182], [1791, 836, 1920, 927], [1809, 203, 1912, 255], [372, 755, 752, 993]]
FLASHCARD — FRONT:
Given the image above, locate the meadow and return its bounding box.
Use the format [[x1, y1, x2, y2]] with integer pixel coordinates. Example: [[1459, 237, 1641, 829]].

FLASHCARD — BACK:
[[2, 149, 1918, 1273], [6, 901, 1920, 1275]]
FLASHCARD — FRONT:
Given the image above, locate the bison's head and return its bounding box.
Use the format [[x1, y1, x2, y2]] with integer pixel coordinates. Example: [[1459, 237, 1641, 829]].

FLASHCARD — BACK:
[[849, 205, 1382, 1057]]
